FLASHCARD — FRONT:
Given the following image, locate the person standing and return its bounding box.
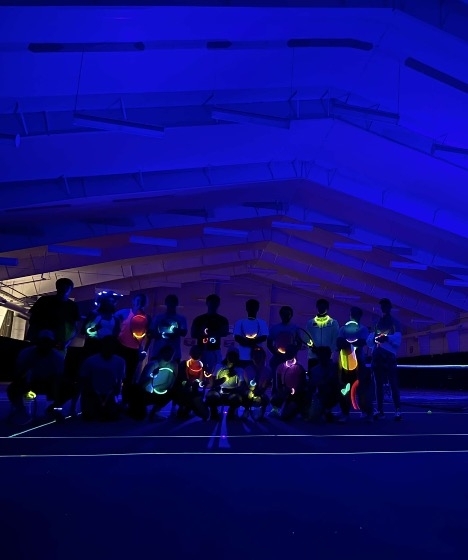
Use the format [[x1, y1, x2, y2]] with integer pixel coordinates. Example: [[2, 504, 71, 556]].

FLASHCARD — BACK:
[[305, 298, 340, 372], [366, 298, 402, 420], [114, 293, 150, 403], [148, 294, 187, 364], [336, 306, 372, 422], [233, 299, 269, 368], [27, 277, 80, 354], [267, 306, 301, 392], [190, 294, 230, 375]]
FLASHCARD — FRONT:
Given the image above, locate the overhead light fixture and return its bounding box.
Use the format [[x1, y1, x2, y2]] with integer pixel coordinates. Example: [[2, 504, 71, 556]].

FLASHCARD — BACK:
[[48, 244, 102, 257], [0, 133, 20, 148], [129, 235, 178, 248], [73, 113, 165, 138], [271, 221, 313, 232], [390, 262, 428, 270], [0, 257, 18, 266], [334, 242, 372, 251], [203, 227, 249, 239], [211, 108, 290, 129], [444, 279, 468, 287]]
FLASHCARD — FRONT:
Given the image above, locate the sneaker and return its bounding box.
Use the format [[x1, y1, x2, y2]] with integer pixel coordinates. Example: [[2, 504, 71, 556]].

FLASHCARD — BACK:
[[373, 410, 385, 420], [269, 407, 281, 418], [394, 409, 402, 421]]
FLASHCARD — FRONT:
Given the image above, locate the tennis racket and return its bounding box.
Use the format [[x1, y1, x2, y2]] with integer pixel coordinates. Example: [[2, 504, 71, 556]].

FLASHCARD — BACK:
[[297, 328, 314, 350]]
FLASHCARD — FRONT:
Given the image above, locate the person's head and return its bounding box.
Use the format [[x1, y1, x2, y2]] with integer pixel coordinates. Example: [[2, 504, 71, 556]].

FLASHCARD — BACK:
[[316, 298, 329, 316], [157, 344, 175, 363], [279, 306, 293, 324], [189, 345, 203, 361], [98, 298, 115, 315], [132, 293, 147, 311], [165, 294, 178, 311], [251, 346, 266, 367], [224, 348, 240, 368], [206, 294, 220, 313], [100, 335, 117, 359], [379, 298, 392, 315], [55, 278, 74, 299], [246, 299, 260, 317], [314, 345, 332, 365], [350, 306, 363, 323]]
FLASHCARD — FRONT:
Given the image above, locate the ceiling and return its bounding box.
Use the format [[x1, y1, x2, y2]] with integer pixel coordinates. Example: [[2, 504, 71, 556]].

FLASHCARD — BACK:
[[1, 2, 468, 333]]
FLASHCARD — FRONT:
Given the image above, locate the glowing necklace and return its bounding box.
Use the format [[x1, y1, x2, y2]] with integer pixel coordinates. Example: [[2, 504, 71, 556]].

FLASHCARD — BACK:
[[186, 358, 203, 375], [152, 366, 174, 394], [314, 314, 331, 327], [285, 357, 296, 367]]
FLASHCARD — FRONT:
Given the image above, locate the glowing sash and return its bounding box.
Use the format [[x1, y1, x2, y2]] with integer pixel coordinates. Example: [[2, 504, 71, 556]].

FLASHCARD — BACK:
[[339, 320, 359, 371]]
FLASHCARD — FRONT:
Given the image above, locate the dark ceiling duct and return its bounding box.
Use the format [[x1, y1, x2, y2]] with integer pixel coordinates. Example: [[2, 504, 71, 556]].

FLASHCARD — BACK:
[[287, 38, 373, 50], [28, 42, 145, 53], [405, 57, 468, 94]]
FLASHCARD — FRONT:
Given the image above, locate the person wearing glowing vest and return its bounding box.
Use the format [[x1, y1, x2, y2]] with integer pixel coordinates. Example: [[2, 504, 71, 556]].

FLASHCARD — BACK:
[[366, 298, 402, 421], [336, 306, 372, 422], [305, 298, 340, 372]]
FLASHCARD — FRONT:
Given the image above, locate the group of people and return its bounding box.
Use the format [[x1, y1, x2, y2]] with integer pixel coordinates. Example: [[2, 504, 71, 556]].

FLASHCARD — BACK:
[[6, 277, 403, 425]]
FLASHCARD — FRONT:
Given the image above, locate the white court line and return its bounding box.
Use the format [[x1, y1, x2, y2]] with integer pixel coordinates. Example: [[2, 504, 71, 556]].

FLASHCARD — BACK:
[[8, 413, 80, 438], [3, 432, 468, 440], [2, 449, 468, 459]]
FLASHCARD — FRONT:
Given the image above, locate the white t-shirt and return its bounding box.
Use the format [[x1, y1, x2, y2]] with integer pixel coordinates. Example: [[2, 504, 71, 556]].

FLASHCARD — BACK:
[[233, 317, 269, 361]]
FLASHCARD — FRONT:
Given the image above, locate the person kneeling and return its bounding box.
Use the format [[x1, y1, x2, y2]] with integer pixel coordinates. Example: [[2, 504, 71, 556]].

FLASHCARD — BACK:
[[129, 345, 177, 420], [243, 347, 272, 420], [270, 346, 307, 421], [205, 349, 245, 420], [173, 346, 210, 420], [79, 336, 126, 421]]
